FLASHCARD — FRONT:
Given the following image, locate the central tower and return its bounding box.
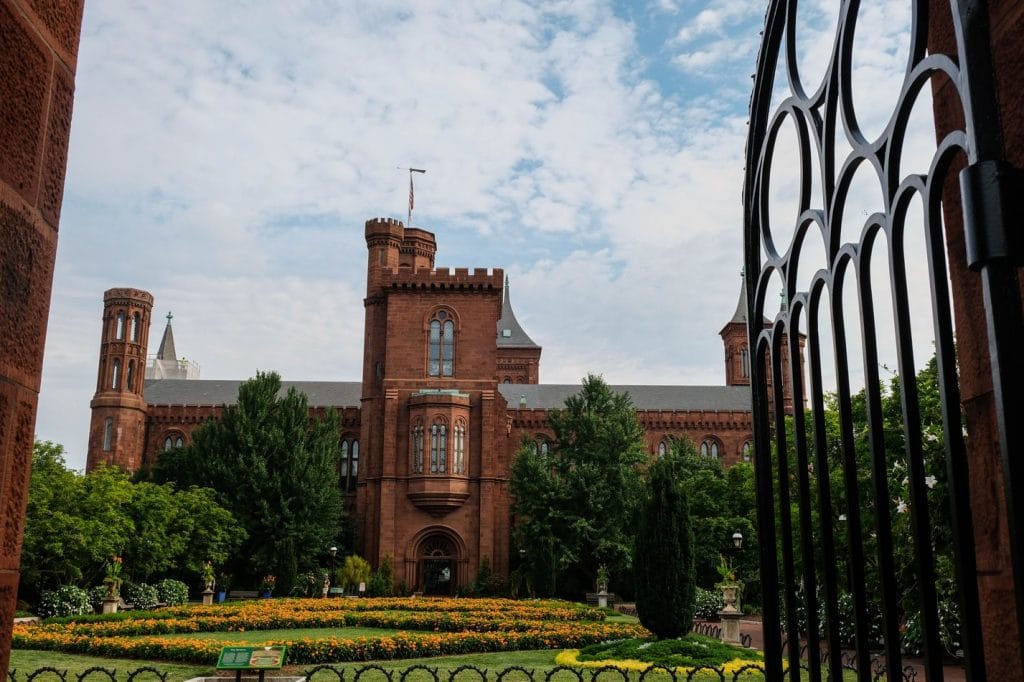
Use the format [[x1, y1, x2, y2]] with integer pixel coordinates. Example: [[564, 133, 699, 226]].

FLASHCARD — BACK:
[[357, 218, 510, 594]]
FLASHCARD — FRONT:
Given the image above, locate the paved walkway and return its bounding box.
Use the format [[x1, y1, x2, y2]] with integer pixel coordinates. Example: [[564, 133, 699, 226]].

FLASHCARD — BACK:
[[736, 620, 967, 682]]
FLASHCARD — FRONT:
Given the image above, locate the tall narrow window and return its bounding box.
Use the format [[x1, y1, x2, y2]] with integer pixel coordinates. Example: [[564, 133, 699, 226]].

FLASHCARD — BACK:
[[428, 310, 455, 376], [350, 440, 359, 488], [126, 360, 135, 391], [412, 422, 424, 473], [131, 313, 141, 342], [740, 345, 750, 378], [658, 440, 668, 457], [438, 423, 447, 473], [164, 436, 173, 451], [454, 421, 466, 474], [175, 436, 184, 448], [701, 438, 720, 460], [742, 441, 753, 462], [112, 359, 121, 389], [340, 440, 349, 482], [103, 418, 113, 452], [115, 312, 125, 340], [430, 423, 439, 472]]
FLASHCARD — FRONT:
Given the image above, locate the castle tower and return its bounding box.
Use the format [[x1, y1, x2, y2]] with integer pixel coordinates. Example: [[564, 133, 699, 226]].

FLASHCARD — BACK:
[[86, 288, 153, 472], [720, 273, 806, 414], [495, 277, 542, 384]]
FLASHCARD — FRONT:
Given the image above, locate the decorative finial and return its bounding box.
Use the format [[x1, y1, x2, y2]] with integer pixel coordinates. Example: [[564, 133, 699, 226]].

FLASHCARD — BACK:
[[166, 311, 173, 323]]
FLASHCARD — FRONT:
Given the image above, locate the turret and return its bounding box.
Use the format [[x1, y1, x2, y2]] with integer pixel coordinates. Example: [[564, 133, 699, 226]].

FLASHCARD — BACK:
[[86, 288, 153, 472]]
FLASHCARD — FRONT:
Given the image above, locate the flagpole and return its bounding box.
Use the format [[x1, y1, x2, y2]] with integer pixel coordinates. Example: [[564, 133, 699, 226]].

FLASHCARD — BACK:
[[398, 167, 426, 227]]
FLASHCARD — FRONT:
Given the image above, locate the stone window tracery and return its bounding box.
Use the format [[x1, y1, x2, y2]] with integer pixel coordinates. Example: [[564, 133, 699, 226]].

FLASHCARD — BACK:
[[453, 420, 466, 474], [340, 438, 359, 492], [428, 310, 455, 377], [412, 421, 424, 473], [430, 419, 448, 473], [163, 433, 185, 451], [700, 438, 721, 460]]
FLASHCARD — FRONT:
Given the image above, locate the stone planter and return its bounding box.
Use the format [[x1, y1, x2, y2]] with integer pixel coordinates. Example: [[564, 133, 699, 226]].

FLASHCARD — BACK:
[[101, 597, 118, 614], [202, 588, 214, 606]]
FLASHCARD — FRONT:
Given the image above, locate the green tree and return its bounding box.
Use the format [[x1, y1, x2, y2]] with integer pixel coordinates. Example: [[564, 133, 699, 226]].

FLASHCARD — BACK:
[[634, 450, 695, 638], [510, 374, 646, 597], [151, 371, 346, 594], [20, 441, 243, 602]]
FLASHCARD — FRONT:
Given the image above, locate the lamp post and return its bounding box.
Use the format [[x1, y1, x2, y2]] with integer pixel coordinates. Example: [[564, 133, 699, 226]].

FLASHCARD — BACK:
[[329, 546, 338, 596]]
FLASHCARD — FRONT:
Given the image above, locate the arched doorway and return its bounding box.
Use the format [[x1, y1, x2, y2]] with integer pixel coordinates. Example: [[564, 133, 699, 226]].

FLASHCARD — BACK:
[[418, 534, 457, 595]]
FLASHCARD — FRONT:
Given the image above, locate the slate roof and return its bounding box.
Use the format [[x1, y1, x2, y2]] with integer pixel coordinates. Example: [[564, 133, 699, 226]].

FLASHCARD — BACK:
[[498, 383, 751, 411], [497, 278, 540, 349], [143, 379, 362, 407]]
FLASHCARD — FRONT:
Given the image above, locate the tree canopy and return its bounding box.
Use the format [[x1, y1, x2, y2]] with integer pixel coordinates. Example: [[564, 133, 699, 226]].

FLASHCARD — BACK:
[[21, 441, 243, 601], [150, 371, 346, 594], [510, 374, 647, 598]]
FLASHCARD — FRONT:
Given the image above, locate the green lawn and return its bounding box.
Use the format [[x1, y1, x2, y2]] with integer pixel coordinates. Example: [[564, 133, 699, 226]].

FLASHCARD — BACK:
[[10, 649, 213, 677]]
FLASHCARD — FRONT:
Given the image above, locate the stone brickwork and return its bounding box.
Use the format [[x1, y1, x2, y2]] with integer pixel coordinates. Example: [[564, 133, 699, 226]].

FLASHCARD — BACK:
[[0, 0, 84, 671], [929, 0, 1024, 675]]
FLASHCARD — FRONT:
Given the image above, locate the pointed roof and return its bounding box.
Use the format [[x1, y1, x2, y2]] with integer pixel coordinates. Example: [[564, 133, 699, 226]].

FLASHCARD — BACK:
[[726, 271, 749, 325], [497, 276, 540, 349], [155, 311, 177, 360]]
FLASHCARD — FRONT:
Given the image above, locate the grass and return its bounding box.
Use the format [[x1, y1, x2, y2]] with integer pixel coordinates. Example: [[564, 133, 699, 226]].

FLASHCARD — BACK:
[[9, 649, 213, 677], [578, 634, 761, 667]]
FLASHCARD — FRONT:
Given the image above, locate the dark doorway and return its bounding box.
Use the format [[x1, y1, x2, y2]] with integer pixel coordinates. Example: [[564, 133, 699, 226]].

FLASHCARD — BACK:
[[423, 559, 453, 595], [418, 533, 458, 595]]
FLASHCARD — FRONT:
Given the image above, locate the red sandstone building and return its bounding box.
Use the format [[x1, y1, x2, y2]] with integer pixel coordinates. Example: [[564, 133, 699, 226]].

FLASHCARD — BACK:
[[86, 218, 784, 594]]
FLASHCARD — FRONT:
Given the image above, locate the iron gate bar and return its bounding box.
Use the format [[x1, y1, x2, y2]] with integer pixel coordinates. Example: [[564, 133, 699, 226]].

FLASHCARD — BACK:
[[742, 0, 1020, 679]]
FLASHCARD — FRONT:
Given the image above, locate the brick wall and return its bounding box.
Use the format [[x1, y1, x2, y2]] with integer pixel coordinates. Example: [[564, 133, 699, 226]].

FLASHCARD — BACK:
[[0, 0, 84, 670]]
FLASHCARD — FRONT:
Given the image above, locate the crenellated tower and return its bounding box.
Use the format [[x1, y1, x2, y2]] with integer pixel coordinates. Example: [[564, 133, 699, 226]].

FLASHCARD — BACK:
[[86, 288, 153, 472]]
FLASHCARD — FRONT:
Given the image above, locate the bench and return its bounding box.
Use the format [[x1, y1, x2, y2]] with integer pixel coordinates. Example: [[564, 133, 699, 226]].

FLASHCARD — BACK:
[[227, 589, 261, 600]]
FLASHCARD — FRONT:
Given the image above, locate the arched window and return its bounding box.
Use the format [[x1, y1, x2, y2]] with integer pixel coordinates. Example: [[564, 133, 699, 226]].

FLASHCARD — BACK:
[[742, 441, 753, 462], [103, 418, 113, 452], [701, 438, 720, 460], [163, 433, 185, 451], [126, 360, 135, 391], [453, 420, 466, 474], [164, 436, 173, 451], [740, 345, 750, 379], [131, 313, 141, 342], [428, 310, 455, 376], [430, 420, 448, 473], [503, 377, 511, 384], [658, 440, 668, 457], [339, 438, 360, 492], [412, 421, 424, 473], [534, 436, 549, 457], [111, 359, 121, 389], [176, 436, 184, 448], [115, 312, 126, 340]]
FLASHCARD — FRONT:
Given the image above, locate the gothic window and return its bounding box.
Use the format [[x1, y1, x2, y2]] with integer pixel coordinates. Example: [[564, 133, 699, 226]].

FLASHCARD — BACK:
[[164, 436, 173, 451], [503, 377, 511, 384], [131, 313, 141, 342], [176, 436, 184, 448], [742, 441, 753, 462], [339, 438, 359, 492], [126, 360, 135, 391], [740, 345, 750, 379], [103, 418, 113, 452], [658, 440, 668, 457], [428, 310, 455, 376], [115, 312, 126, 340], [453, 420, 466, 474], [412, 421, 424, 473], [700, 438, 720, 460], [534, 436, 549, 457], [112, 359, 121, 389], [163, 433, 185, 451], [430, 420, 448, 473]]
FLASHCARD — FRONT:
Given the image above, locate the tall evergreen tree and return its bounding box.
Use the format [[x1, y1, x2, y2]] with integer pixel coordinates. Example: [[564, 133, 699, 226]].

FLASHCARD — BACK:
[[511, 374, 646, 597], [634, 449, 695, 639], [151, 371, 345, 593]]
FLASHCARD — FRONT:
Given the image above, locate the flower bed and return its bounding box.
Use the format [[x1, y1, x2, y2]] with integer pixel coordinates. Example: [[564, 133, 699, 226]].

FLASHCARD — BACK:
[[14, 597, 645, 665]]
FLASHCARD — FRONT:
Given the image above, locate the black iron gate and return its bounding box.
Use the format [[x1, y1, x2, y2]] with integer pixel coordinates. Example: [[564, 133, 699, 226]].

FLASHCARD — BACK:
[[743, 1, 1023, 680]]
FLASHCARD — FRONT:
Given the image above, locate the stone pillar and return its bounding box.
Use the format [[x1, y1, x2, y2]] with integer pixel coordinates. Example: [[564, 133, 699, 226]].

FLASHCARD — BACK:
[[0, 0, 85, 673], [101, 598, 118, 615], [201, 589, 214, 606], [929, 1, 1024, 676]]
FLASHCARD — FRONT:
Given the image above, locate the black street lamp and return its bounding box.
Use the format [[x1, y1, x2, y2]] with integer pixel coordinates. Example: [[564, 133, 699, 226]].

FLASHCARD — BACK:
[[732, 531, 743, 550], [329, 545, 338, 580]]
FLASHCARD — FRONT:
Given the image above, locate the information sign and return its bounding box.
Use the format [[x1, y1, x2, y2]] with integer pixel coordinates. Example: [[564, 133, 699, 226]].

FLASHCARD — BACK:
[[216, 646, 287, 669]]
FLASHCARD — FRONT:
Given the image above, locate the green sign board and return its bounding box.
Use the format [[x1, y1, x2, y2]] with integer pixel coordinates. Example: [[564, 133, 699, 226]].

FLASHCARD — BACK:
[[216, 646, 287, 669]]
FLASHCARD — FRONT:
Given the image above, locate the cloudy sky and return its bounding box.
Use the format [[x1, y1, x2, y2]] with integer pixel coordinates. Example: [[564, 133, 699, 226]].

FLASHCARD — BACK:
[[38, 1, 930, 471]]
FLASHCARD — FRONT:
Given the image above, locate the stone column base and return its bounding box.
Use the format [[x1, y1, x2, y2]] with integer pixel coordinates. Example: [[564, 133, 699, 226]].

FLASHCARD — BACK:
[[718, 610, 741, 644]]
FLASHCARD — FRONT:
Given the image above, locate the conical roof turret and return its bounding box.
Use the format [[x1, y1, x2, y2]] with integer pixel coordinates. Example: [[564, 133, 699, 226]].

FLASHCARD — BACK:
[[497, 276, 540, 348], [155, 312, 177, 361]]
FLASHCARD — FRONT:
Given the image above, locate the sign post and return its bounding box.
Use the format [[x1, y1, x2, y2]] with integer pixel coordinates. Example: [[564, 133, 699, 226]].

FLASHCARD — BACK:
[[216, 646, 287, 682]]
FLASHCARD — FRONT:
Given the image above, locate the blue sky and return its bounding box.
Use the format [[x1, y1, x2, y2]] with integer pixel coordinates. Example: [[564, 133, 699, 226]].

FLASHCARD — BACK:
[[38, 1, 930, 471]]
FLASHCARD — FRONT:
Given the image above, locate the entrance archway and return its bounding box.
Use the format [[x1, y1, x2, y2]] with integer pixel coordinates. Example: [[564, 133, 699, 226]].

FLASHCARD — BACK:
[[417, 533, 457, 595]]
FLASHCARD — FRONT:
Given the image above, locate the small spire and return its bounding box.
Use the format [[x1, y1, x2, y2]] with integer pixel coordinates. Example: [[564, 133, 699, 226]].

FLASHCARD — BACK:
[[166, 311, 173, 323], [155, 312, 178, 361], [779, 289, 788, 312]]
